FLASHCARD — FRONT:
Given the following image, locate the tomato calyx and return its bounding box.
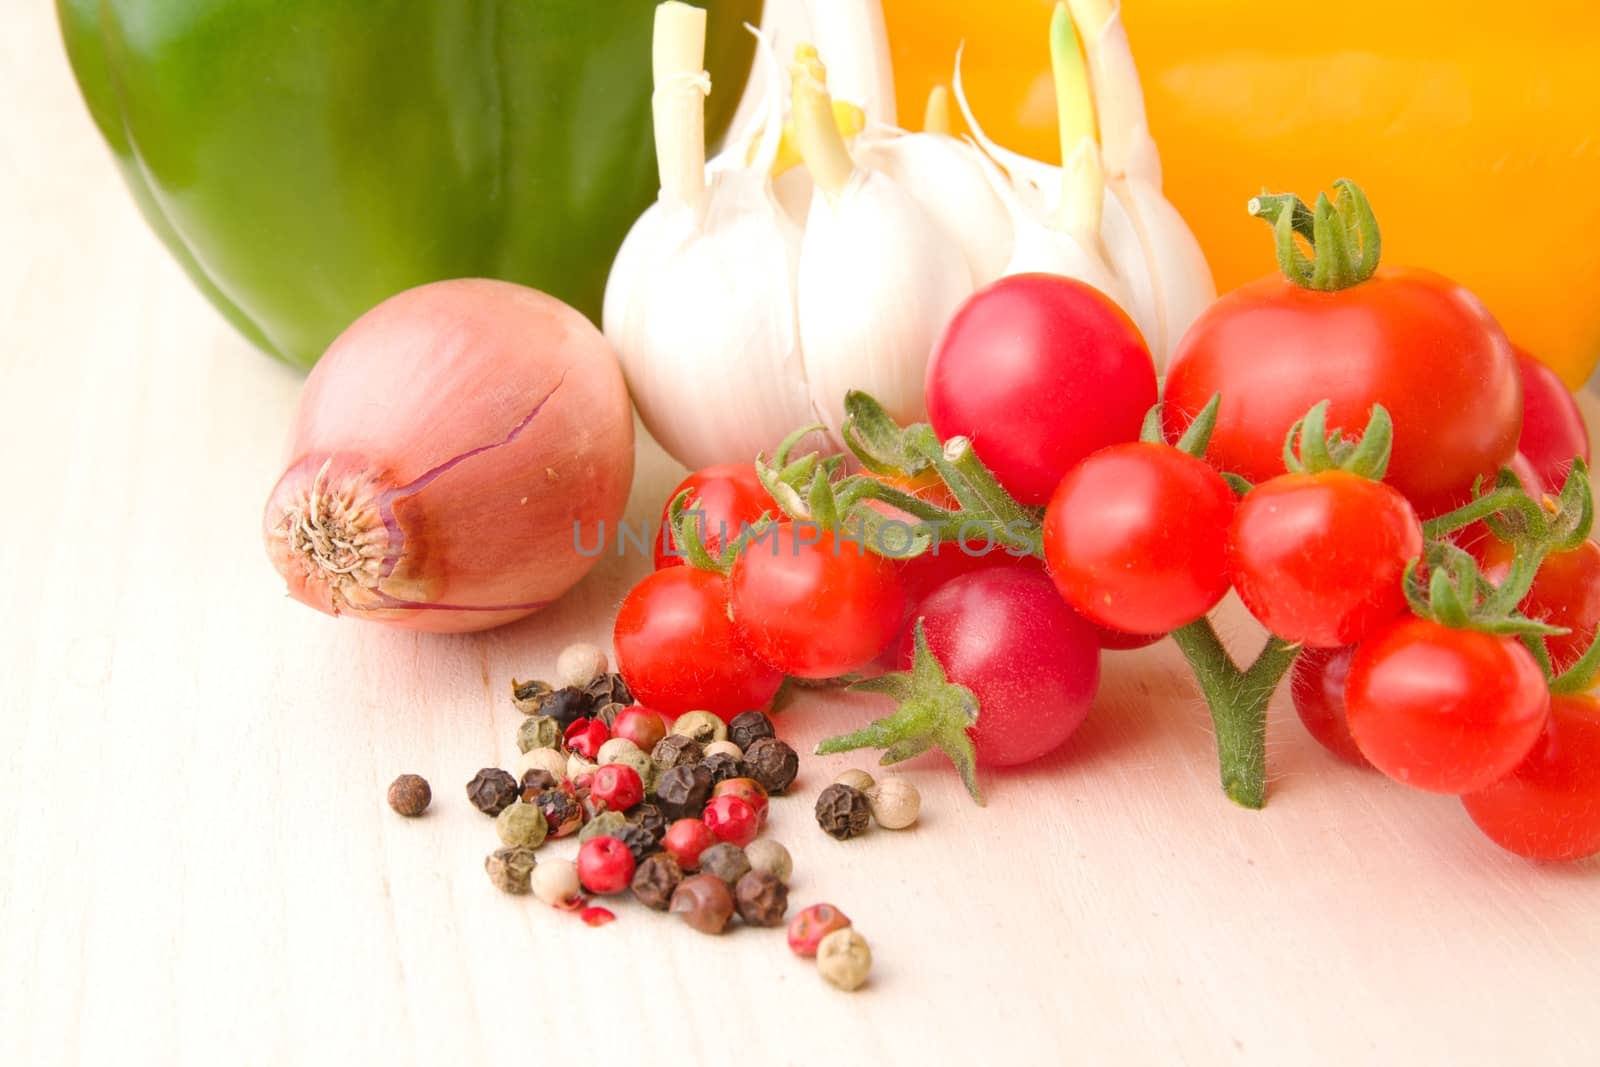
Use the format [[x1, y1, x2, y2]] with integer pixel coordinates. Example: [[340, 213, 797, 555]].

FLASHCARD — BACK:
[[815, 621, 985, 805], [1247, 178, 1381, 292], [1282, 401, 1393, 481]]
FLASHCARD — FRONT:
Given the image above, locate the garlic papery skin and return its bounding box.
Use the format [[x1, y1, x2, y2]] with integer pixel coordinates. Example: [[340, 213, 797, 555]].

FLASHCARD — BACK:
[[791, 55, 972, 438], [856, 92, 1013, 288], [603, 6, 816, 470]]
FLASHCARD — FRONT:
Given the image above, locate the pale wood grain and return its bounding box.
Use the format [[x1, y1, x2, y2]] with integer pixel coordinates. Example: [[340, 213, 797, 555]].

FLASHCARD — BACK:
[[3, 5, 1598, 1066]]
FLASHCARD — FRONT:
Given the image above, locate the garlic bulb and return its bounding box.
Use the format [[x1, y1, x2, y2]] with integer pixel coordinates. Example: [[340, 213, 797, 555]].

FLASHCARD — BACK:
[[956, 0, 1214, 370], [791, 53, 972, 438], [855, 87, 1012, 288], [603, 4, 816, 471]]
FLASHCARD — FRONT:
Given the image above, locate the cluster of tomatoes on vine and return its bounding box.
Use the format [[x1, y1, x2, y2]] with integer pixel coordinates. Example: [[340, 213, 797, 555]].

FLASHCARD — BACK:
[[613, 180, 1600, 861]]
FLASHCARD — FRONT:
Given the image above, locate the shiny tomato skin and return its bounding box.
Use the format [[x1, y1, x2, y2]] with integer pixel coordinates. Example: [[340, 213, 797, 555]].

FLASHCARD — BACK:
[[1228, 472, 1422, 648], [614, 567, 783, 720], [654, 465, 771, 570], [899, 567, 1100, 767], [1163, 266, 1521, 517], [1480, 538, 1600, 674], [1345, 617, 1549, 794], [1515, 348, 1590, 495], [1289, 646, 1368, 766], [730, 524, 905, 679], [1462, 693, 1600, 862], [1042, 442, 1235, 635], [926, 274, 1157, 507]]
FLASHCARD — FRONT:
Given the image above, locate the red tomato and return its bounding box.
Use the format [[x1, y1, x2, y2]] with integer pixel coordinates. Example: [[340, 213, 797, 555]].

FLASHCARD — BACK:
[[1227, 471, 1422, 648], [1163, 266, 1521, 517], [1480, 538, 1600, 674], [613, 567, 783, 719], [1515, 348, 1590, 495], [925, 274, 1157, 507], [653, 464, 771, 569], [1093, 627, 1163, 651], [1345, 617, 1549, 794], [729, 524, 905, 679], [1462, 693, 1600, 862], [900, 568, 1100, 766], [1042, 442, 1235, 634], [1289, 647, 1368, 766]]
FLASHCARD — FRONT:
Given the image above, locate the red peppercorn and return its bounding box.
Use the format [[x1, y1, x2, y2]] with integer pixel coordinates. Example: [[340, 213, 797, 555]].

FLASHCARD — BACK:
[[579, 906, 616, 927], [787, 902, 851, 957], [702, 794, 759, 848], [613, 705, 668, 752], [577, 836, 637, 895], [712, 777, 769, 824], [662, 818, 717, 870], [590, 763, 644, 812], [564, 717, 610, 760]]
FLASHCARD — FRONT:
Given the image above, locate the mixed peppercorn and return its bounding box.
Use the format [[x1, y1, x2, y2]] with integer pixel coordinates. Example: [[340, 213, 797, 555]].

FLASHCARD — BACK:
[[389, 645, 883, 992]]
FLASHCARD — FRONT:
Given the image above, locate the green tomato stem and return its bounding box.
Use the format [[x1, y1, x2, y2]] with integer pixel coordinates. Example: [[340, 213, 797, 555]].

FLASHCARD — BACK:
[[1170, 619, 1300, 810], [1247, 179, 1380, 292]]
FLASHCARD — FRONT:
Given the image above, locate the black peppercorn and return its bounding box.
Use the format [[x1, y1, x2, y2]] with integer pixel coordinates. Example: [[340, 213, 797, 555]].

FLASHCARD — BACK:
[[698, 842, 751, 886], [542, 687, 593, 730], [534, 788, 584, 838], [815, 783, 871, 840], [584, 672, 633, 707], [612, 823, 662, 865], [628, 803, 669, 845], [631, 852, 683, 911], [466, 768, 521, 816], [655, 762, 714, 821], [699, 752, 748, 786], [734, 869, 788, 927], [727, 710, 776, 752], [651, 734, 704, 772], [387, 774, 431, 817], [744, 737, 800, 794], [519, 768, 559, 800]]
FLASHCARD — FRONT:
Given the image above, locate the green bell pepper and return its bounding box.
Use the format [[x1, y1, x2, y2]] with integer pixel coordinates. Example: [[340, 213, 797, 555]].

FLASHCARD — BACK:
[[58, 0, 761, 369]]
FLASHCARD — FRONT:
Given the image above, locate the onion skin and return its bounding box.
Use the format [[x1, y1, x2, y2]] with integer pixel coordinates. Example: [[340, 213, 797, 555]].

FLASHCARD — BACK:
[[262, 279, 634, 633]]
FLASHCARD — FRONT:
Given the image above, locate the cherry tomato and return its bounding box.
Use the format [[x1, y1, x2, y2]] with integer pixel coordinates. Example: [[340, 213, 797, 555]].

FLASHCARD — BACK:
[[1227, 471, 1422, 648], [1163, 266, 1521, 516], [729, 524, 904, 679], [1345, 617, 1549, 794], [614, 567, 783, 719], [899, 568, 1100, 767], [1289, 647, 1368, 766], [1462, 693, 1600, 862], [1042, 442, 1235, 635], [1515, 347, 1590, 495], [925, 274, 1157, 507], [654, 464, 771, 569], [1480, 538, 1600, 675], [1092, 627, 1164, 651]]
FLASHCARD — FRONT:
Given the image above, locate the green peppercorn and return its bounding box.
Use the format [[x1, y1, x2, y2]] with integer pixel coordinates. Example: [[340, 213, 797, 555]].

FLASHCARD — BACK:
[[496, 800, 549, 848], [387, 774, 431, 817], [727, 710, 776, 752], [631, 852, 683, 911], [698, 842, 751, 886], [651, 734, 703, 771], [466, 768, 520, 816], [744, 737, 800, 794], [671, 710, 727, 746], [517, 715, 562, 754], [592, 701, 625, 729], [734, 869, 788, 927], [485, 846, 538, 894], [815, 783, 871, 840], [597, 740, 657, 793], [578, 810, 629, 845]]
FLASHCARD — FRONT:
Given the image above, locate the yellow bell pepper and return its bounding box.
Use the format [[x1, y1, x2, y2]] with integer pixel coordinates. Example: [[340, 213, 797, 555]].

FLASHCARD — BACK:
[[883, 0, 1600, 387]]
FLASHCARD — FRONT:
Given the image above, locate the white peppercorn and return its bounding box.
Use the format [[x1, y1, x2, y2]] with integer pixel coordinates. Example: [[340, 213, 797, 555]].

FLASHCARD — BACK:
[[671, 710, 727, 745], [556, 642, 609, 689], [744, 838, 793, 885], [834, 768, 875, 792], [566, 752, 599, 781], [816, 927, 872, 991], [517, 746, 568, 782], [703, 740, 744, 762], [529, 858, 582, 908], [867, 776, 921, 830]]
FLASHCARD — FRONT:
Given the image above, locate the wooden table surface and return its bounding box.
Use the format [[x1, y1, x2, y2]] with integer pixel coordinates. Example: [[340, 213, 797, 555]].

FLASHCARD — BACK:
[[4, 6, 1597, 1065]]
